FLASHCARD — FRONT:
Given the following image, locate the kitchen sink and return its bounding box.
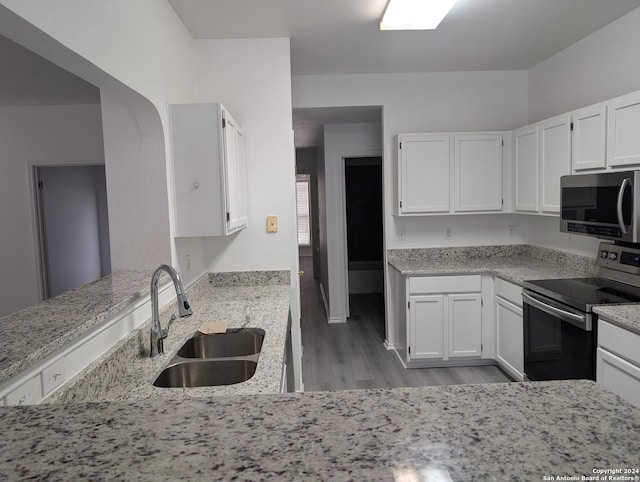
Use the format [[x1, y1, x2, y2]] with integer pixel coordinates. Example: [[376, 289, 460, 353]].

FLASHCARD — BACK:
[[153, 328, 264, 388], [153, 360, 258, 388], [176, 329, 264, 359]]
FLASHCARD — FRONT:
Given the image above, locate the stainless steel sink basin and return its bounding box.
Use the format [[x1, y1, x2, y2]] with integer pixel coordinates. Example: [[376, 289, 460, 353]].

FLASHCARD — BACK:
[[176, 329, 264, 358], [153, 360, 258, 388]]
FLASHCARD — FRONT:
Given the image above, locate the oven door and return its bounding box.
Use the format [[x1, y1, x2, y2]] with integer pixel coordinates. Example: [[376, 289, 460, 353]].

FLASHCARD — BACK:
[[522, 290, 595, 381]]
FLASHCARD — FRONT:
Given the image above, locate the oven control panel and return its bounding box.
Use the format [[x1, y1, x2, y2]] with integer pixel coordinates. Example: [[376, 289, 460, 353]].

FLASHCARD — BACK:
[[597, 242, 640, 283]]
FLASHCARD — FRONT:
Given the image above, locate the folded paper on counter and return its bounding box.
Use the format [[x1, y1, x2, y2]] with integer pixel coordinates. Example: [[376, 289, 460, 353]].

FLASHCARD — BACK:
[[197, 321, 229, 334]]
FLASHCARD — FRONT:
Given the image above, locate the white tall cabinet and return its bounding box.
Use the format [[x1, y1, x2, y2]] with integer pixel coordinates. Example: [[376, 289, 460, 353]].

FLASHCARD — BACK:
[[169, 103, 248, 237]]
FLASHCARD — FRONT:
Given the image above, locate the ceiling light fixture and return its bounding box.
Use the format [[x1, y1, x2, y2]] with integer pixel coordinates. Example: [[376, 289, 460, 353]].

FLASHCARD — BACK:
[[380, 0, 458, 30]]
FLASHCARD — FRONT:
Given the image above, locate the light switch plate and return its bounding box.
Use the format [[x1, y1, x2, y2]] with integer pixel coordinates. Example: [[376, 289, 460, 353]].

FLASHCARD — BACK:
[[267, 215, 278, 233]]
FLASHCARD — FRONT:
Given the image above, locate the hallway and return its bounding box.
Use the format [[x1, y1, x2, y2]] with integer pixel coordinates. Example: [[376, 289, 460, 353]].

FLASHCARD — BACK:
[[299, 257, 512, 391]]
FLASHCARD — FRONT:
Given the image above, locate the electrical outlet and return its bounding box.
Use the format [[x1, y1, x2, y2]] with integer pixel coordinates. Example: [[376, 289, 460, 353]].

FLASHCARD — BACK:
[[399, 228, 406, 241], [508, 225, 516, 237], [445, 227, 453, 239], [267, 216, 278, 233], [186, 254, 191, 271]]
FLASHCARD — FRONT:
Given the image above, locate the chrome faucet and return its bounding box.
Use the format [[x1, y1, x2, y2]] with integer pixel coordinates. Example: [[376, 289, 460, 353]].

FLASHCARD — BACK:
[[150, 264, 192, 357]]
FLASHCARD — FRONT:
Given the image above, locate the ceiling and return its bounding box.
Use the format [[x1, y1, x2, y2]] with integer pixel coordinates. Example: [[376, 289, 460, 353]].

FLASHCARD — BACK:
[[169, 0, 640, 149], [169, 0, 640, 76]]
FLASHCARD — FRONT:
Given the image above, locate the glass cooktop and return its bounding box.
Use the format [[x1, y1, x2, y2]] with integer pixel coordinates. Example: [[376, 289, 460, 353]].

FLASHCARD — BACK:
[[522, 277, 640, 312]]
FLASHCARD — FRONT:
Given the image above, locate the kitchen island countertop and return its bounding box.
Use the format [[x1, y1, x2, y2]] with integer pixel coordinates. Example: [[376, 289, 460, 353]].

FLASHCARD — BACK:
[[1, 380, 638, 481], [47, 271, 291, 402]]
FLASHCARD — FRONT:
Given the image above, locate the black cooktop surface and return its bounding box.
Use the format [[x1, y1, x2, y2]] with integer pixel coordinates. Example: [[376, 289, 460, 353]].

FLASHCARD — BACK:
[[522, 277, 640, 311]]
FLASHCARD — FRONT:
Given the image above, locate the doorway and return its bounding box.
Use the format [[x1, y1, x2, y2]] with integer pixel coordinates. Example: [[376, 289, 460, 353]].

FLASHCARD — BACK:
[[34, 164, 111, 299], [344, 156, 384, 336]]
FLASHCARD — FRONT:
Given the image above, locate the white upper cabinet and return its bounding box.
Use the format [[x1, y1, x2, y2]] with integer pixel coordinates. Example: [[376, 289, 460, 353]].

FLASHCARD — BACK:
[[514, 125, 539, 212], [396, 132, 503, 216], [539, 115, 571, 214], [607, 91, 640, 168], [454, 134, 503, 212], [398, 134, 450, 214], [221, 111, 248, 232], [169, 103, 248, 237], [571, 103, 607, 172]]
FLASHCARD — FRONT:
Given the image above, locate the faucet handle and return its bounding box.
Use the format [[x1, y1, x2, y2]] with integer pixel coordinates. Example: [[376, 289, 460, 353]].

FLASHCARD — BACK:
[[161, 314, 177, 340]]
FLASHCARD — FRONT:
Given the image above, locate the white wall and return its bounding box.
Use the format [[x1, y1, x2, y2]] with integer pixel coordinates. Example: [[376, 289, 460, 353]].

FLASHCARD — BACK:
[[191, 38, 301, 388], [0, 0, 200, 278], [528, 6, 640, 123], [293, 71, 529, 327], [525, 5, 640, 257], [323, 122, 382, 322], [293, 71, 529, 250], [100, 89, 172, 271], [0, 104, 104, 317]]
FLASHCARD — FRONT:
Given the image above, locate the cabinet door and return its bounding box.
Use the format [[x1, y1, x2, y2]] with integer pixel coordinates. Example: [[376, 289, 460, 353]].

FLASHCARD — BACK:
[[572, 104, 606, 172], [399, 135, 450, 213], [514, 125, 539, 212], [409, 295, 445, 360], [222, 110, 247, 233], [607, 91, 640, 168], [169, 103, 225, 237], [597, 348, 640, 408], [454, 134, 502, 212], [539, 115, 571, 213], [448, 294, 482, 358], [495, 297, 524, 381]]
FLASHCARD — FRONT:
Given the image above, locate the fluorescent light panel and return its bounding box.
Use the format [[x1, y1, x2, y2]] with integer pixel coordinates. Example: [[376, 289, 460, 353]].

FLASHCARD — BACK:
[[380, 0, 457, 30]]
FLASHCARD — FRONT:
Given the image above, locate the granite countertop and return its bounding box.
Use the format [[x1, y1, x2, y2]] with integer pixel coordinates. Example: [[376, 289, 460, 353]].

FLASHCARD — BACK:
[[593, 305, 640, 335], [0, 270, 164, 385], [1, 380, 639, 481], [387, 245, 594, 284], [387, 244, 640, 335], [47, 271, 291, 402]]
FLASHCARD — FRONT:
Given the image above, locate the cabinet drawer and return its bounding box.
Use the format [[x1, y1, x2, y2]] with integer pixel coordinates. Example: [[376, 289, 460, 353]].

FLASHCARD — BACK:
[[597, 348, 640, 408], [598, 320, 640, 365], [5, 375, 42, 406], [495, 278, 522, 307], [409, 275, 481, 294], [42, 359, 66, 397]]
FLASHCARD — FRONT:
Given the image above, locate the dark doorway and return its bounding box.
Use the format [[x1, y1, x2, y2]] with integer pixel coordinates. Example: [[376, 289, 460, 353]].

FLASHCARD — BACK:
[[344, 157, 383, 300]]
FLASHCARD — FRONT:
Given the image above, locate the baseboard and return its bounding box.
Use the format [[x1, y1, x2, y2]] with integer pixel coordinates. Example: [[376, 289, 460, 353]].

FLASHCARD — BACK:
[[319, 282, 329, 319], [328, 317, 345, 324], [404, 358, 496, 369], [383, 340, 396, 350]]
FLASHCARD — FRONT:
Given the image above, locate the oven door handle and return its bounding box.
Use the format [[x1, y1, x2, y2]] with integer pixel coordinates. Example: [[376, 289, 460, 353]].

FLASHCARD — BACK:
[[522, 292, 589, 330], [617, 178, 631, 235]]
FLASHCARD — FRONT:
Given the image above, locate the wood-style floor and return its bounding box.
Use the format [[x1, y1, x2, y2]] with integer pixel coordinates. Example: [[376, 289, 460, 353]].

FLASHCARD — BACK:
[[300, 257, 512, 392]]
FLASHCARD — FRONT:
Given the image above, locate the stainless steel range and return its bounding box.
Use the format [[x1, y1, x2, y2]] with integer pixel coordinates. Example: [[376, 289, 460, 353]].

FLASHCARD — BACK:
[[521, 241, 640, 381]]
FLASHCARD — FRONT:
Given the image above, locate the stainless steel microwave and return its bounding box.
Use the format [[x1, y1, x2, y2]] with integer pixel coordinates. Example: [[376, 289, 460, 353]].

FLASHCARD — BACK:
[[560, 171, 640, 243]]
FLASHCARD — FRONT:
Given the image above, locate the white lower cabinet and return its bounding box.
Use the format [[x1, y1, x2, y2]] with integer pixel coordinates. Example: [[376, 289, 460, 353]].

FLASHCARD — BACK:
[[597, 319, 640, 408], [495, 297, 524, 381], [494, 278, 524, 381], [407, 275, 482, 363]]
